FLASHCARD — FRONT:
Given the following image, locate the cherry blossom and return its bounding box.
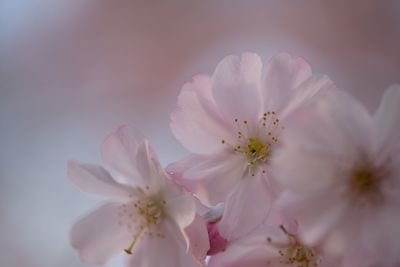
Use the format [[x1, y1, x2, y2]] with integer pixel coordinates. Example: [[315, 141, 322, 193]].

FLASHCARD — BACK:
[[168, 53, 336, 240], [273, 86, 400, 267], [68, 125, 208, 266], [207, 216, 333, 267]]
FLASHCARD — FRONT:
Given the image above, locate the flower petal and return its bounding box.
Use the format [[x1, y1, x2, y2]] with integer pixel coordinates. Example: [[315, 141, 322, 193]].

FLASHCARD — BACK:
[[373, 85, 400, 161], [171, 75, 234, 154], [208, 225, 281, 267], [212, 53, 263, 121], [167, 152, 244, 206], [101, 125, 145, 183], [278, 74, 336, 119], [70, 203, 130, 265], [277, 90, 373, 170], [68, 160, 131, 200], [185, 214, 210, 261], [126, 220, 201, 267], [134, 140, 165, 191], [218, 174, 276, 241], [262, 53, 312, 112], [164, 190, 196, 248]]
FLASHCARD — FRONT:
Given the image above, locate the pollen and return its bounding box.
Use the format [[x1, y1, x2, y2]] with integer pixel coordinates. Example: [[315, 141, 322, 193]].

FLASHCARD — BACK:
[[226, 111, 282, 176], [271, 225, 319, 267], [119, 193, 167, 255]]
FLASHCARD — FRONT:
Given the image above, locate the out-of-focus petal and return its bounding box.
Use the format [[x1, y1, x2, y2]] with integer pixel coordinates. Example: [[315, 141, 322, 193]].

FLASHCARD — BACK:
[[278, 74, 335, 119], [68, 161, 131, 200], [373, 85, 400, 161], [167, 152, 244, 206], [212, 53, 263, 121], [277, 90, 373, 172], [277, 191, 348, 246], [208, 225, 280, 267], [171, 75, 234, 154], [126, 221, 201, 267], [263, 53, 312, 112], [70, 203, 130, 265], [218, 174, 276, 241], [101, 125, 144, 183]]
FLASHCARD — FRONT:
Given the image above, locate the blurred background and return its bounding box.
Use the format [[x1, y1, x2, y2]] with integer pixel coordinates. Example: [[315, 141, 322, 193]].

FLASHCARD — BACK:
[[1, 1, 399, 266]]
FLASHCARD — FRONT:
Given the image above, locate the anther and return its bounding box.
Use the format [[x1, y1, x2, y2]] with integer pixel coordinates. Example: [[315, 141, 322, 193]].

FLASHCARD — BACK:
[[124, 225, 146, 255]]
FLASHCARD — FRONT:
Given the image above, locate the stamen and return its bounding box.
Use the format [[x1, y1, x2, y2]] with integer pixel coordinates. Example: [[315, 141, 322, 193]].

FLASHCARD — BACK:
[[120, 196, 166, 255], [275, 225, 319, 267], [124, 225, 146, 254], [228, 111, 283, 175]]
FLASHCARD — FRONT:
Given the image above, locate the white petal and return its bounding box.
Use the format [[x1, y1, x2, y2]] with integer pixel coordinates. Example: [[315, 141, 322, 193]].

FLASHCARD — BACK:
[[208, 225, 281, 267], [373, 85, 400, 161], [218, 174, 276, 241], [277, 90, 373, 171], [263, 53, 312, 112], [68, 161, 131, 200], [167, 152, 244, 206], [171, 75, 234, 154], [70, 203, 130, 265], [101, 125, 145, 183], [126, 220, 201, 267], [212, 53, 263, 121], [183, 214, 210, 261], [279, 74, 336, 119], [164, 190, 196, 248], [134, 140, 166, 191]]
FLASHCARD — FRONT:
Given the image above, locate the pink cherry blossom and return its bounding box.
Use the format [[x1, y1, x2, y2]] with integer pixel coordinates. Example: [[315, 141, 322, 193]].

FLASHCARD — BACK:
[[68, 125, 208, 266], [167, 53, 336, 240], [273, 86, 400, 267], [207, 216, 335, 267]]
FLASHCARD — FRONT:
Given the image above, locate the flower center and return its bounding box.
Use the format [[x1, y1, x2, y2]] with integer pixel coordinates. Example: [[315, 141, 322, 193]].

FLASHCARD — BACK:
[[220, 111, 283, 176], [267, 225, 319, 267], [244, 137, 269, 164], [349, 165, 379, 196], [120, 192, 166, 254]]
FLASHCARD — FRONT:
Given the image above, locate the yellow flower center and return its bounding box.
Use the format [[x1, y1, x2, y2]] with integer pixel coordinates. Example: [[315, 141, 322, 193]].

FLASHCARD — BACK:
[[119, 191, 166, 255], [244, 137, 269, 164], [220, 111, 282, 176], [267, 225, 319, 267]]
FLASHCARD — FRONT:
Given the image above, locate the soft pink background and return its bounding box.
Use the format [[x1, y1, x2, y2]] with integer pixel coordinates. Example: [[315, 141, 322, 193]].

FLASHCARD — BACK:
[[1, 1, 399, 266]]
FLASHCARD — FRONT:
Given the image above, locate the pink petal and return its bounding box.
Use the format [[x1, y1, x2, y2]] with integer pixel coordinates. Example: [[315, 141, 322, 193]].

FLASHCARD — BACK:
[[167, 152, 244, 206], [373, 85, 400, 161], [211, 53, 263, 122], [277, 90, 373, 171], [208, 225, 280, 267], [101, 125, 145, 183], [207, 222, 228, 255], [171, 75, 234, 154], [134, 140, 165, 190], [70, 203, 130, 265], [218, 174, 276, 241], [126, 220, 201, 267], [355, 204, 400, 267], [164, 191, 196, 248], [279, 74, 335, 119], [262, 53, 312, 112], [68, 160, 131, 200], [185, 214, 210, 261]]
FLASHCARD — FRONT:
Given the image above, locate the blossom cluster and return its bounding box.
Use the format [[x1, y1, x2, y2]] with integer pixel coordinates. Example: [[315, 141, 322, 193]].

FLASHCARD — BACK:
[[68, 53, 400, 267]]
